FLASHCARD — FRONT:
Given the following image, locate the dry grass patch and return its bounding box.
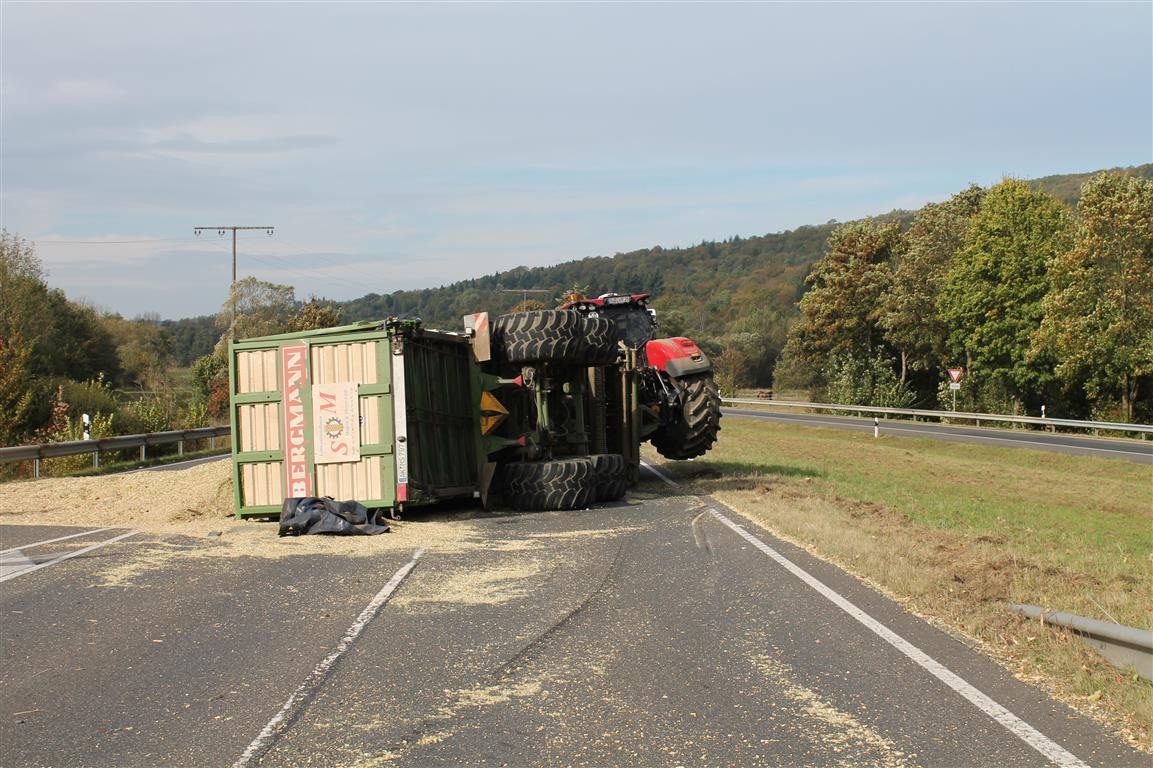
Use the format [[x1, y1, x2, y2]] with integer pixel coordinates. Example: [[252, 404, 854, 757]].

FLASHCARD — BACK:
[[647, 418, 1153, 751]]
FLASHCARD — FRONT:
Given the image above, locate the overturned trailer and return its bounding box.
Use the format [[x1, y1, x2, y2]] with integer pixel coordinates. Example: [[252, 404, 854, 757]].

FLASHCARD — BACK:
[[229, 298, 721, 519]]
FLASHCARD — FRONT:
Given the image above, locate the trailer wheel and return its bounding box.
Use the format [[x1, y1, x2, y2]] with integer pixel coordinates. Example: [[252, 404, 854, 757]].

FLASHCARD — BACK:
[[650, 372, 723, 460], [502, 457, 596, 511], [590, 453, 628, 502], [492, 310, 585, 365], [581, 316, 619, 365]]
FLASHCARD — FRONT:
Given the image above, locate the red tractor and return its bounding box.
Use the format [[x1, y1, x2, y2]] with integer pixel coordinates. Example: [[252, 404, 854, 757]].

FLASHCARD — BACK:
[[560, 292, 723, 463]]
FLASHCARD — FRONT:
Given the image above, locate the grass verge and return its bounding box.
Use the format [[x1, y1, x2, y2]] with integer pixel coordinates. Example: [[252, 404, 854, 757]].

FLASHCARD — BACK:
[[646, 417, 1153, 751]]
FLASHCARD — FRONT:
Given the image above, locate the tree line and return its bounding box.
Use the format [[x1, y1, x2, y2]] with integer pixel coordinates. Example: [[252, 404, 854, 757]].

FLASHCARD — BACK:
[[0, 234, 341, 473], [775, 172, 1153, 423], [4, 163, 1149, 464]]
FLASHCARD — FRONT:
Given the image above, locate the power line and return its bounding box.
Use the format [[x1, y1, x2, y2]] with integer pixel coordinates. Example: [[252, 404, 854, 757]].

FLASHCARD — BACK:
[[33, 237, 202, 245]]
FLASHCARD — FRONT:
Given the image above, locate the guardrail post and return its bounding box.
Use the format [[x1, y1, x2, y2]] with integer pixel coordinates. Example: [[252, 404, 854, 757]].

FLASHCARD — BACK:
[[34, 458, 40, 479], [178, 440, 184, 456], [140, 445, 146, 463]]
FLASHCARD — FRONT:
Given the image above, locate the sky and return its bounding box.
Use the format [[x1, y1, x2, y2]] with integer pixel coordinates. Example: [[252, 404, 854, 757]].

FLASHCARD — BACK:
[[2, 2, 1150, 320]]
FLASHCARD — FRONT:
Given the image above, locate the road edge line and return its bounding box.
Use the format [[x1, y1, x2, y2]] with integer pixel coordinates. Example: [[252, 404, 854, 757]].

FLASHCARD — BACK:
[[233, 548, 424, 768], [708, 508, 1089, 768], [639, 459, 1089, 767]]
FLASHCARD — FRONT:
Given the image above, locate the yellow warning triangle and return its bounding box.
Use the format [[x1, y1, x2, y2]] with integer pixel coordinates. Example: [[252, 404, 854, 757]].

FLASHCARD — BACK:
[[480, 391, 509, 435]]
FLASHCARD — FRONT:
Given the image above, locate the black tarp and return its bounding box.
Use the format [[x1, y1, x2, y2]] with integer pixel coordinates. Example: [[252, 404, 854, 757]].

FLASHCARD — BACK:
[[278, 497, 391, 536]]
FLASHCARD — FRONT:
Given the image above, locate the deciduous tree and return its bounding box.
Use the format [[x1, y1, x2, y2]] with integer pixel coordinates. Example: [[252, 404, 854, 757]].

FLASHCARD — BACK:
[[779, 220, 902, 390], [939, 180, 1072, 410], [215, 277, 296, 347], [879, 185, 984, 383], [1034, 173, 1153, 421]]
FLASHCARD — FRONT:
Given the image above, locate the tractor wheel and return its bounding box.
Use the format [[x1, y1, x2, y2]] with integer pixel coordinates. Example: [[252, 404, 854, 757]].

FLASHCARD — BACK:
[[501, 457, 596, 511], [581, 316, 619, 365], [492, 310, 585, 365], [650, 372, 723, 460], [590, 453, 628, 502]]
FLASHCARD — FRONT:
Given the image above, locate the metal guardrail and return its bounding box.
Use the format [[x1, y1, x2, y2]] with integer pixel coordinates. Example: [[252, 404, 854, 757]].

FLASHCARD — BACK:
[[722, 398, 1153, 437], [0, 426, 232, 478], [1010, 604, 1153, 681]]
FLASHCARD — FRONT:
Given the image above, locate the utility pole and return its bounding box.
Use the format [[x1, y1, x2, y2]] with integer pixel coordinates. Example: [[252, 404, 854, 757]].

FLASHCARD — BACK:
[[194, 225, 274, 338], [500, 287, 552, 308], [194, 225, 275, 284]]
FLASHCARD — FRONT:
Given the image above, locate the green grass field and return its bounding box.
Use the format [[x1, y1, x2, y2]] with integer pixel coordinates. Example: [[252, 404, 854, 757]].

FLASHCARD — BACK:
[[645, 416, 1153, 751]]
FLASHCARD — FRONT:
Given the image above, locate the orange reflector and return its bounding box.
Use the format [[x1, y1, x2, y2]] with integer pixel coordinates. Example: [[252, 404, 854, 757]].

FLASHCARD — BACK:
[[480, 391, 509, 435]]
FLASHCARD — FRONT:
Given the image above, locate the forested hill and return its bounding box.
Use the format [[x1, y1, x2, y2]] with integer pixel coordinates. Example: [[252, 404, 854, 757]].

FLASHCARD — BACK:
[[339, 218, 873, 334], [164, 163, 1150, 365], [338, 163, 1151, 334], [1027, 163, 1152, 207]]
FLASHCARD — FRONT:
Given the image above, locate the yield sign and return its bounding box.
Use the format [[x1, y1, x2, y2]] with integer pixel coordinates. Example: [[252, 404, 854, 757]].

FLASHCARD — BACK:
[[947, 368, 964, 384]]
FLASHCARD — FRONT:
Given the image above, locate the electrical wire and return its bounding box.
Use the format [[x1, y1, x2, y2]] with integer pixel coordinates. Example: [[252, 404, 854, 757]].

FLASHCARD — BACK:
[[32, 237, 203, 245]]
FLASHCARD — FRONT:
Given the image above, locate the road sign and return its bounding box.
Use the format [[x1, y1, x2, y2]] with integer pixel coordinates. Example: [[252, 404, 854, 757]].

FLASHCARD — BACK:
[[947, 367, 964, 384], [949, 382, 961, 390]]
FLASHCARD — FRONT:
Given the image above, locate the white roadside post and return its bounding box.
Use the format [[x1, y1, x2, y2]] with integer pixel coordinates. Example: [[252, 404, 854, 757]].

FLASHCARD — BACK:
[[83, 413, 96, 469]]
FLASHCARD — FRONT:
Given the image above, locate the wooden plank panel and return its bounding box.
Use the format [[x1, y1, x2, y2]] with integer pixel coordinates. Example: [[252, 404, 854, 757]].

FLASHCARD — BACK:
[[360, 396, 379, 445], [366, 341, 379, 384], [336, 344, 351, 382], [265, 350, 278, 391], [351, 343, 365, 383]]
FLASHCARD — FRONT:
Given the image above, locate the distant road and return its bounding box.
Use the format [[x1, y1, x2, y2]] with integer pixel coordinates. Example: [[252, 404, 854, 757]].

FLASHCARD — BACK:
[[724, 408, 1153, 464]]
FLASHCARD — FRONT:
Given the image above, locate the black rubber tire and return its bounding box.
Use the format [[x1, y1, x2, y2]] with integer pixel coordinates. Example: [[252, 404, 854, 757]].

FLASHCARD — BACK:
[[492, 310, 586, 364], [650, 372, 723, 460], [590, 453, 628, 502], [581, 316, 619, 365], [501, 457, 596, 511]]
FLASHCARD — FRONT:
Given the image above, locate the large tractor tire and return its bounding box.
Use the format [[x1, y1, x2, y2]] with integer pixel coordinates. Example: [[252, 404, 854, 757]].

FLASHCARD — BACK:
[[590, 453, 628, 502], [492, 310, 585, 365], [581, 316, 619, 365], [501, 457, 596, 511], [650, 372, 723, 460]]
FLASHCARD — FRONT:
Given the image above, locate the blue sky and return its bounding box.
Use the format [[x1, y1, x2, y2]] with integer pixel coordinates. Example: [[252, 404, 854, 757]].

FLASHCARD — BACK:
[[2, 2, 1150, 319]]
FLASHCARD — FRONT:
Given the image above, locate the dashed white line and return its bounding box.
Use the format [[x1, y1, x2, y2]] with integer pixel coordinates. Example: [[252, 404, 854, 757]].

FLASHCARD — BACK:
[[0, 531, 140, 584], [640, 460, 1090, 768], [233, 548, 424, 768]]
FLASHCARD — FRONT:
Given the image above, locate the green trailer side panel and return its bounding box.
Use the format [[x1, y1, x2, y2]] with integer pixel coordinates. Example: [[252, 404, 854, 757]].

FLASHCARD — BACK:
[[402, 333, 481, 502], [229, 324, 400, 519]]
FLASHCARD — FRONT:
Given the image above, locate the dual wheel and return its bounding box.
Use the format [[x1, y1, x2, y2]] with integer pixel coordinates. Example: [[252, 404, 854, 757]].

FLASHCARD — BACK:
[[501, 453, 628, 512], [491, 310, 618, 366]]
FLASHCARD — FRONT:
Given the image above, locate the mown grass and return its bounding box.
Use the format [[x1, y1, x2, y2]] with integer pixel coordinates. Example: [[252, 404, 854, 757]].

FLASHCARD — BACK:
[[645, 417, 1153, 751]]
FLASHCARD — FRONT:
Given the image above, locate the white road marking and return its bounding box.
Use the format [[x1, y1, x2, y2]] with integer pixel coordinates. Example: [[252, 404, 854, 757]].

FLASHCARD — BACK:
[[640, 461, 1090, 768], [709, 510, 1089, 768], [0, 527, 114, 556], [639, 460, 679, 488], [0, 531, 140, 584], [233, 548, 425, 768], [0, 551, 36, 580]]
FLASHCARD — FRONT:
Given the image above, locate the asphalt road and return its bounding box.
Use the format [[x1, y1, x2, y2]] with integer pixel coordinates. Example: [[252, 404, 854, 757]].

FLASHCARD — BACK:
[[725, 408, 1153, 464], [1, 482, 1147, 767]]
